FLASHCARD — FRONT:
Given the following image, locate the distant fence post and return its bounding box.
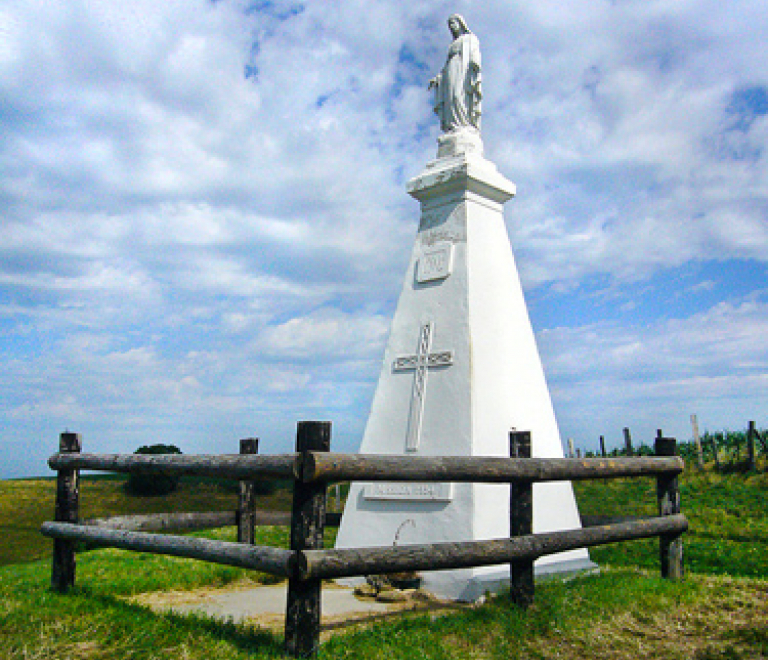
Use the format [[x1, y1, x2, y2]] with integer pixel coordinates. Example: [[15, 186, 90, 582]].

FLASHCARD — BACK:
[[747, 421, 757, 471], [52, 432, 81, 592], [285, 421, 331, 658], [623, 427, 634, 456], [237, 438, 259, 544], [654, 434, 683, 580], [509, 430, 533, 608], [690, 414, 704, 470]]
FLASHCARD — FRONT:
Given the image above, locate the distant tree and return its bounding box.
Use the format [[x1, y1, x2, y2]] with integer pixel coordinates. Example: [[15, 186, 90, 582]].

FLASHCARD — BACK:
[[125, 444, 182, 496]]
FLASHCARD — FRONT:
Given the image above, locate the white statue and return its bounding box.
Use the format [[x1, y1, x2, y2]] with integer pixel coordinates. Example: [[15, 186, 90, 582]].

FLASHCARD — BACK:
[[429, 14, 482, 134]]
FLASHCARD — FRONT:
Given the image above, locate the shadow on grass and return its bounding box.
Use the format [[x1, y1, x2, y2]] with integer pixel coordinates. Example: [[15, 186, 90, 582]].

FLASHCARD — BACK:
[[78, 587, 286, 657]]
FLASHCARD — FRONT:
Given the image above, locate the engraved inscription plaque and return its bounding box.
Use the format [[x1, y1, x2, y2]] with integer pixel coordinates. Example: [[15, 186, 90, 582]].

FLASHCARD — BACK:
[[363, 482, 453, 502], [417, 243, 454, 282]]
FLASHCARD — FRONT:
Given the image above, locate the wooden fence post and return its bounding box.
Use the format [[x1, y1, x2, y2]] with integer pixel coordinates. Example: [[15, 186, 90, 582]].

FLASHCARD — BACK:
[[52, 432, 81, 592], [654, 435, 683, 580], [623, 427, 634, 456], [509, 430, 533, 608], [690, 414, 704, 470], [285, 421, 331, 658], [747, 421, 757, 471], [237, 438, 259, 544]]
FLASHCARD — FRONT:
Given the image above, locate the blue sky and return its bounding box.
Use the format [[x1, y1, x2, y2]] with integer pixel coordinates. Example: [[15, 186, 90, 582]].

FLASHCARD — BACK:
[[2, 0, 767, 478]]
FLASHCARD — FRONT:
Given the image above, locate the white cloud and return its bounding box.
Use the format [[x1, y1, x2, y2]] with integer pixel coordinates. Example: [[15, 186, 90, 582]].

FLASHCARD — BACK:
[[2, 0, 768, 476], [541, 294, 768, 448], [258, 308, 389, 360]]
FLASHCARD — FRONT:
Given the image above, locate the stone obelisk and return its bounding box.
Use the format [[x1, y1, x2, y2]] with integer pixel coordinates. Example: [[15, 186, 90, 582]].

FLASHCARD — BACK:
[[335, 15, 594, 601]]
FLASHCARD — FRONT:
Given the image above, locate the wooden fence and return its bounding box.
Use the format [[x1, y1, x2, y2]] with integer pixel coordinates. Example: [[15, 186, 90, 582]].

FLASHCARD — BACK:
[[41, 422, 687, 658], [77, 438, 342, 537]]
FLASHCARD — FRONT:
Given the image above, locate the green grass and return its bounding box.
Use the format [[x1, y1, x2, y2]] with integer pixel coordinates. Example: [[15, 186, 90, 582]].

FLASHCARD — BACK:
[[0, 542, 286, 659], [2, 553, 765, 659], [318, 570, 768, 660], [573, 469, 768, 578], [0, 468, 766, 658], [70, 527, 291, 596], [0, 475, 292, 567]]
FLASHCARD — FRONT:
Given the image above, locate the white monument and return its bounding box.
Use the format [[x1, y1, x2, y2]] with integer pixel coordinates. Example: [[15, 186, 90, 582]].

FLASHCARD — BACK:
[[335, 15, 595, 601]]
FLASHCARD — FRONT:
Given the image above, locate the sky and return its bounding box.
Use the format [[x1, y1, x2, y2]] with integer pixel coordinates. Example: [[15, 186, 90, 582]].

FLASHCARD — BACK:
[[1, 0, 767, 479]]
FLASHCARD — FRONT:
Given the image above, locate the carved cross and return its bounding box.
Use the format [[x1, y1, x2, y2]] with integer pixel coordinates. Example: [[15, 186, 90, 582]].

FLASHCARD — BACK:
[[393, 321, 453, 452]]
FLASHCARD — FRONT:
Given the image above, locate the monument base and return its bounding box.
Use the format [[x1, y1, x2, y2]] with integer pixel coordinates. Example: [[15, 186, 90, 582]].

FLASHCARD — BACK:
[[336, 556, 599, 603], [437, 127, 483, 158], [459, 557, 600, 603]]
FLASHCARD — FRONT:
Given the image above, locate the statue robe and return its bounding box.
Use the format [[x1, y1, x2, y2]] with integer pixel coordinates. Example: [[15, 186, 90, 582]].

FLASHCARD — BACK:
[[433, 32, 482, 133]]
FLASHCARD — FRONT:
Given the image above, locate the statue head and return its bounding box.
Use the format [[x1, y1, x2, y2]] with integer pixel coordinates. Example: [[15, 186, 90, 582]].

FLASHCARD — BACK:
[[447, 14, 470, 38]]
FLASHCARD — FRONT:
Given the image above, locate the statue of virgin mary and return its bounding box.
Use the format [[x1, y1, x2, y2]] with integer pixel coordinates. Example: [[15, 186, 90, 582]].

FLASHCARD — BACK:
[[429, 15, 482, 134]]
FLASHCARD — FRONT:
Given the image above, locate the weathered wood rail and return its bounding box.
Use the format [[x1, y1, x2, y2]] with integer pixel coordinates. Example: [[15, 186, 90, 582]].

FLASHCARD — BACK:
[[47, 451, 298, 479], [43, 423, 687, 658], [296, 515, 688, 580], [52, 437, 340, 537], [41, 521, 295, 576], [82, 510, 342, 533], [299, 452, 684, 483], [83, 510, 237, 532]]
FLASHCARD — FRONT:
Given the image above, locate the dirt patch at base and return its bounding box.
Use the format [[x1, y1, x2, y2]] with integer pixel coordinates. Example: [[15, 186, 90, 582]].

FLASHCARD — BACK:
[[130, 581, 468, 639]]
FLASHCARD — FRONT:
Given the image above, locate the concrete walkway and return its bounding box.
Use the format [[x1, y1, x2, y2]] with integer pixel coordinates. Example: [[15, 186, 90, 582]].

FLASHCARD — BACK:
[[135, 583, 400, 626]]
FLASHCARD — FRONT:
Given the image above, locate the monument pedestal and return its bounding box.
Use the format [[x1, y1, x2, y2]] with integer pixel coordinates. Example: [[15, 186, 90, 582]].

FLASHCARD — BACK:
[[335, 141, 595, 601]]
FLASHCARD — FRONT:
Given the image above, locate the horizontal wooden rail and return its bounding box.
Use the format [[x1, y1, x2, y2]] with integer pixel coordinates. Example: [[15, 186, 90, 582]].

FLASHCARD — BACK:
[[83, 510, 342, 532], [50, 451, 685, 484], [297, 514, 688, 580], [41, 522, 295, 577], [300, 453, 685, 484], [48, 452, 298, 480], [83, 511, 238, 532]]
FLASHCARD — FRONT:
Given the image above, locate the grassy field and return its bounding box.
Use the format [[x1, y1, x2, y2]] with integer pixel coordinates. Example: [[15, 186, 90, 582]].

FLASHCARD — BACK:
[[0, 468, 766, 658], [574, 468, 768, 578], [0, 475, 292, 567]]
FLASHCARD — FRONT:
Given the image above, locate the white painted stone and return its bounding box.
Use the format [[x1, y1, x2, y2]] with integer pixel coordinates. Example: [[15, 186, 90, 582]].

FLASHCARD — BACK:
[[437, 129, 483, 159], [335, 145, 594, 602]]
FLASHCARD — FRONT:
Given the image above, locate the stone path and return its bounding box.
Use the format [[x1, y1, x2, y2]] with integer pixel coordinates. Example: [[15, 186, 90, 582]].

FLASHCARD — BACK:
[[139, 583, 390, 621], [132, 582, 462, 635]]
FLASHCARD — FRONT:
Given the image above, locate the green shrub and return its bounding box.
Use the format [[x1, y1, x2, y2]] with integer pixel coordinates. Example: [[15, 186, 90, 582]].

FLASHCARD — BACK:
[[125, 444, 182, 496]]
